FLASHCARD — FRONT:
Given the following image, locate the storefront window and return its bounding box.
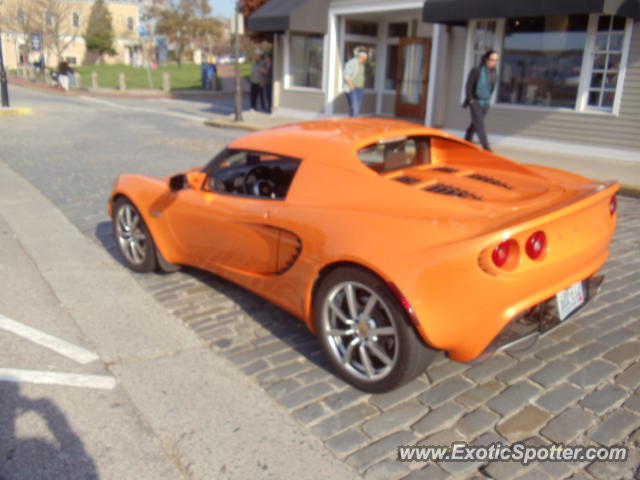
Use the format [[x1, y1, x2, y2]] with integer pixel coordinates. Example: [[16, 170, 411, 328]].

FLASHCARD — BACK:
[[498, 15, 588, 108], [346, 20, 378, 37], [385, 22, 408, 90], [388, 22, 408, 38], [385, 45, 399, 90], [471, 20, 498, 67], [290, 33, 323, 89]]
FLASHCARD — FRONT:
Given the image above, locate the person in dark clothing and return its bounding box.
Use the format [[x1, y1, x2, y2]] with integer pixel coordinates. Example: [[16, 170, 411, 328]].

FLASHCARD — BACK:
[[261, 55, 273, 113], [463, 50, 499, 151], [250, 49, 265, 111]]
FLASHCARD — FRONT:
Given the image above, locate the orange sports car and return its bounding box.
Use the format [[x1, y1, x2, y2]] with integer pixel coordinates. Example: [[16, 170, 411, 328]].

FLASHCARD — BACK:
[[108, 118, 618, 392]]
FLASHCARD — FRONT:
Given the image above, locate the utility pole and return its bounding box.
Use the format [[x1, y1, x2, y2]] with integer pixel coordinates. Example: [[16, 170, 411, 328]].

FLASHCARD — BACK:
[[0, 25, 10, 107], [233, 3, 243, 122]]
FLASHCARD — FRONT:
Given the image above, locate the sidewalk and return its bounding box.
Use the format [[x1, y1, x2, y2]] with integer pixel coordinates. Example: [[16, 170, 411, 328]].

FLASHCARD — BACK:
[[0, 160, 361, 480], [216, 63, 250, 94], [203, 110, 640, 194]]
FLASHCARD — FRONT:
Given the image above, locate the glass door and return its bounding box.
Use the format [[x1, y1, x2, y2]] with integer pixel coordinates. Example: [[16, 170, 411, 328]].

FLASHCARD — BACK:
[[394, 38, 431, 119]]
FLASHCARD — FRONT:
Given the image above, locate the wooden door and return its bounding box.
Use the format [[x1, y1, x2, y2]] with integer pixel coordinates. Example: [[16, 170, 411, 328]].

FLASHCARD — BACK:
[[394, 38, 431, 119]]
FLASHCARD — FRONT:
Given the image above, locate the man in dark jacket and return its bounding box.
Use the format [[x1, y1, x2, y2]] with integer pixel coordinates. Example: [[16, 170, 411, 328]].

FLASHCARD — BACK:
[[463, 50, 499, 151]]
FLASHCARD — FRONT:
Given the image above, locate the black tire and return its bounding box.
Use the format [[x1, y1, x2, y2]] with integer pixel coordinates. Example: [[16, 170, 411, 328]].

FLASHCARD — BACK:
[[313, 266, 436, 393], [156, 248, 181, 273], [112, 197, 157, 273]]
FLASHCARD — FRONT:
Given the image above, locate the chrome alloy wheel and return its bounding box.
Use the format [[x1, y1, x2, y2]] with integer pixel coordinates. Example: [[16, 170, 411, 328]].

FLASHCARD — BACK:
[[115, 203, 148, 266], [321, 281, 399, 382]]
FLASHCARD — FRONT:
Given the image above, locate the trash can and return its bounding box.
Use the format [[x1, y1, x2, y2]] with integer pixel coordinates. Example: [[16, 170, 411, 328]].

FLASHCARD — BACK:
[[201, 63, 215, 90]]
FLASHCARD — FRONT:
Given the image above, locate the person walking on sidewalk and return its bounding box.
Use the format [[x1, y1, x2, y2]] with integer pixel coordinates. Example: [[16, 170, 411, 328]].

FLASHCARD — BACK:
[[343, 47, 368, 117], [463, 50, 499, 151], [250, 49, 265, 111]]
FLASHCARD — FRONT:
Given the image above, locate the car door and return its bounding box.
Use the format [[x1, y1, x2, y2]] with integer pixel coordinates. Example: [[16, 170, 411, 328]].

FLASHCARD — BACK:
[[163, 150, 299, 275], [163, 188, 280, 275]]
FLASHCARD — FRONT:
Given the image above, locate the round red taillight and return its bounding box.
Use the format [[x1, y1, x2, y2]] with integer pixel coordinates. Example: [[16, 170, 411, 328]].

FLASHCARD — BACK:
[[609, 195, 617, 216], [492, 241, 510, 268], [526, 231, 546, 260]]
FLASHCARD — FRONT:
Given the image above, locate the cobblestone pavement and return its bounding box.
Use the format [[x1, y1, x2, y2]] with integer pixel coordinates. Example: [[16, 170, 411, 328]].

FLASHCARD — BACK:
[[4, 86, 640, 479]]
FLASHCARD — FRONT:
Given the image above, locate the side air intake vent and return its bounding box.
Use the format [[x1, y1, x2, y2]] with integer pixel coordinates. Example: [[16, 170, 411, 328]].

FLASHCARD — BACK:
[[424, 183, 482, 200], [467, 173, 512, 190], [431, 166, 459, 173], [393, 176, 421, 185]]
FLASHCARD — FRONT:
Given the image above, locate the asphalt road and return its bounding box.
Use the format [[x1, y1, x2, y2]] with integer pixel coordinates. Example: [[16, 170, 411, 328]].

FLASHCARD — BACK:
[[2, 85, 639, 480]]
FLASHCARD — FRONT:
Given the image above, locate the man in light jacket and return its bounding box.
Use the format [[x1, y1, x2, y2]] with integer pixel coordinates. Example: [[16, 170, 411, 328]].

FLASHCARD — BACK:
[[343, 48, 368, 117]]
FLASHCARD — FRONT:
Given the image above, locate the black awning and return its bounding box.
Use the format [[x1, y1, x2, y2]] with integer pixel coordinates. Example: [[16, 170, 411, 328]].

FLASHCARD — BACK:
[[247, 0, 313, 33], [423, 0, 640, 24]]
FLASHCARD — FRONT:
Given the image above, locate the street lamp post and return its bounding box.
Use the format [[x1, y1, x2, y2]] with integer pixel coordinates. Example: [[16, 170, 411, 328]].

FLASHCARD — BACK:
[[233, 3, 243, 122], [0, 25, 10, 107]]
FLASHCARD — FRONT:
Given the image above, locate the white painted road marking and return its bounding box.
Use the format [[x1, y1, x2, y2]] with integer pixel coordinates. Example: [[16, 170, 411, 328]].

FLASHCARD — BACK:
[[0, 369, 117, 390], [78, 96, 208, 122], [0, 314, 99, 364]]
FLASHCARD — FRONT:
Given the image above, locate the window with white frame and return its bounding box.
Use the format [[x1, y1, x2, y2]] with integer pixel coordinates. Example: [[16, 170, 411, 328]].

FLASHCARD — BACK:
[[289, 33, 323, 89], [465, 14, 632, 113], [585, 15, 627, 110], [470, 20, 499, 68]]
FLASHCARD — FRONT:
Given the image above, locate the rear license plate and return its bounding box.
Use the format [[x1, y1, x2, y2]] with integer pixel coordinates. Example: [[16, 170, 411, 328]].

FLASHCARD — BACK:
[[556, 281, 585, 321]]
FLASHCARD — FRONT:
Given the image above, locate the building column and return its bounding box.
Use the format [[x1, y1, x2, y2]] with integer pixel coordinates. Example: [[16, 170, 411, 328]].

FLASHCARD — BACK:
[[273, 34, 281, 109], [324, 12, 339, 115], [425, 23, 442, 126]]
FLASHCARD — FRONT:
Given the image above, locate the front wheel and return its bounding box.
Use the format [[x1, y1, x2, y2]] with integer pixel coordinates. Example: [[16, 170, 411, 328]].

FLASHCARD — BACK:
[[314, 267, 436, 393], [112, 198, 157, 273]]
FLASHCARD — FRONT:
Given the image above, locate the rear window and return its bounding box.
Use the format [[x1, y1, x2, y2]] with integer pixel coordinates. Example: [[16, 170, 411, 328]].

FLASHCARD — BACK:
[[358, 136, 430, 173]]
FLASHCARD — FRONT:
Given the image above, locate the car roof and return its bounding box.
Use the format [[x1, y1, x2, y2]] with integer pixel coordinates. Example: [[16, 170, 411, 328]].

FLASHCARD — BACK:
[[227, 117, 460, 168]]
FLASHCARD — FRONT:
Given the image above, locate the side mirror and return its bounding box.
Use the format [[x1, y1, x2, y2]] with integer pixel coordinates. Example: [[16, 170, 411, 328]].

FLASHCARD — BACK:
[[168, 174, 187, 192]]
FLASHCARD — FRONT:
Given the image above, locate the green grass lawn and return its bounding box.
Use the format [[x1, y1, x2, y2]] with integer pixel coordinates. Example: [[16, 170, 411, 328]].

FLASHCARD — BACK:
[[238, 62, 251, 83], [76, 63, 217, 91]]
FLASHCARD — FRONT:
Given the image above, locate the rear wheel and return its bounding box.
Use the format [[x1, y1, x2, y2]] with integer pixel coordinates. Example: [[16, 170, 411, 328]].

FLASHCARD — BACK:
[[314, 267, 436, 393], [113, 198, 157, 273]]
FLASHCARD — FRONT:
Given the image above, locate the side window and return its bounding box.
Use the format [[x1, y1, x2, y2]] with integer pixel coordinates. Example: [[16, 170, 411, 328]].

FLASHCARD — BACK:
[[206, 149, 301, 200], [358, 137, 430, 173]]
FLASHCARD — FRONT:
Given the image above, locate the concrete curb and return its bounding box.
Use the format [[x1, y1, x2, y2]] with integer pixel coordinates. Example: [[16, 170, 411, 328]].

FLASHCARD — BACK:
[[0, 107, 32, 116], [170, 89, 248, 99], [203, 118, 262, 131], [9, 76, 244, 101]]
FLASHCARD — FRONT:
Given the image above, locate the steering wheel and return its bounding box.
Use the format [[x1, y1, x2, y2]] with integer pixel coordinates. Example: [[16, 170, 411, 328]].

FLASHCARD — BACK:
[[243, 165, 276, 197]]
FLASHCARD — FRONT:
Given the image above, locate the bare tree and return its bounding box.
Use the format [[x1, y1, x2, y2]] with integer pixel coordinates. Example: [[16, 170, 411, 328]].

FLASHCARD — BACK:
[[0, 0, 80, 64], [149, 0, 222, 66], [37, 0, 81, 62]]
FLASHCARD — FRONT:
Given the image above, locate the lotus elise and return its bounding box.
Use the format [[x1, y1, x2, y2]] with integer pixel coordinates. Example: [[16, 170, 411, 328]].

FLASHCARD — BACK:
[[108, 118, 618, 392]]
